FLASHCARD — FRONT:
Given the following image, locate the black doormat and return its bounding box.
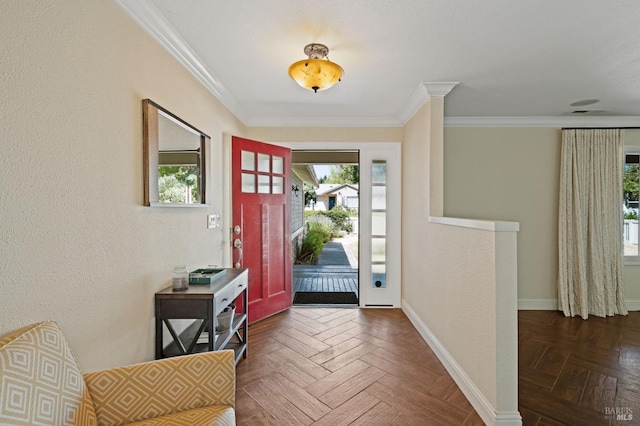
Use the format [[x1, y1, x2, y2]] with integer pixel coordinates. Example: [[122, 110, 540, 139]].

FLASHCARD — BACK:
[[293, 292, 358, 305]]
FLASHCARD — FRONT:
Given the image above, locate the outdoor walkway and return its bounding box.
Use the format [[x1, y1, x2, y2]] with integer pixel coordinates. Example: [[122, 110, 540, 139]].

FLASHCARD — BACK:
[[316, 241, 351, 265]]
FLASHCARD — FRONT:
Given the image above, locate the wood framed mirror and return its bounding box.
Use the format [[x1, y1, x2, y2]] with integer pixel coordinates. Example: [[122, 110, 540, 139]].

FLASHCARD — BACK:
[[143, 99, 210, 207]]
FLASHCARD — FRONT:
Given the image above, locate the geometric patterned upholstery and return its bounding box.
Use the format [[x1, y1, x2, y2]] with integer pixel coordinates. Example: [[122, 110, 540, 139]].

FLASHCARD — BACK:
[[0, 322, 98, 425], [0, 322, 236, 426], [125, 405, 235, 426], [84, 351, 236, 426]]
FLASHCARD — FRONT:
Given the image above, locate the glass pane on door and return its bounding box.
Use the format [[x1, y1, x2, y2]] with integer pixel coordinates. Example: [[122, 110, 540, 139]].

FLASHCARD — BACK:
[[258, 153, 270, 172], [242, 173, 255, 193], [273, 156, 284, 174], [258, 175, 270, 193], [272, 176, 284, 194], [242, 151, 255, 171]]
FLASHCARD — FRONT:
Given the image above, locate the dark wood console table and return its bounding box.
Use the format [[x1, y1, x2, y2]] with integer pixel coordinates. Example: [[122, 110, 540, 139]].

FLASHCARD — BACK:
[[154, 268, 248, 364]]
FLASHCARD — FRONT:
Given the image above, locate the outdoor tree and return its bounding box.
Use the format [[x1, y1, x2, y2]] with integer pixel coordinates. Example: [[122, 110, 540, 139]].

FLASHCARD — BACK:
[[303, 183, 316, 206], [324, 165, 359, 184], [624, 164, 639, 207], [158, 165, 199, 203]]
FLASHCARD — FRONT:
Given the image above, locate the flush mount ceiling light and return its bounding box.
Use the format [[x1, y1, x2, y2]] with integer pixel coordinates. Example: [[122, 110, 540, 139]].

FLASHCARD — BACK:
[[288, 43, 343, 93], [570, 99, 600, 107]]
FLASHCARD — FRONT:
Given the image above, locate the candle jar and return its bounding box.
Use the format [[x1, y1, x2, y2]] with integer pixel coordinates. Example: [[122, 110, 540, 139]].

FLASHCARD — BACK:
[[172, 265, 189, 291]]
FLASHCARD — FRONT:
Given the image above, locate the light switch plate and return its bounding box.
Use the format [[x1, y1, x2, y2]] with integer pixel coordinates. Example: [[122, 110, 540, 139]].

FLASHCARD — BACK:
[[207, 214, 216, 229]]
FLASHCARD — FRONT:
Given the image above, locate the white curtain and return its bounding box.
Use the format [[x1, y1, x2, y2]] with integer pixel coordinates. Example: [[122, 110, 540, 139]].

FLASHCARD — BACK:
[[558, 129, 627, 319]]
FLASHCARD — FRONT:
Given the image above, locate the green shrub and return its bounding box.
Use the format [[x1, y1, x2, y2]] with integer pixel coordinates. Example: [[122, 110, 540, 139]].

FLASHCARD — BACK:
[[308, 205, 352, 233], [322, 205, 350, 229], [625, 210, 639, 220], [297, 229, 326, 264], [306, 216, 334, 242], [296, 216, 336, 264]]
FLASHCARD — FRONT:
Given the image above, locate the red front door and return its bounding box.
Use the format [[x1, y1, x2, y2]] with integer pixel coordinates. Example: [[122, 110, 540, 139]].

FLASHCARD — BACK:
[[232, 136, 292, 323]]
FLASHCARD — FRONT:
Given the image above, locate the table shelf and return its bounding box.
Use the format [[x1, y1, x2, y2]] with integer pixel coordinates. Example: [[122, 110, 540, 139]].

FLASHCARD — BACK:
[[155, 268, 248, 364]]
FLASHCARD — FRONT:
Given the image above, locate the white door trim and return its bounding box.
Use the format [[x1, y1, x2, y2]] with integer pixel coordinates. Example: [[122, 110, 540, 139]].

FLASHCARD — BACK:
[[276, 141, 402, 308]]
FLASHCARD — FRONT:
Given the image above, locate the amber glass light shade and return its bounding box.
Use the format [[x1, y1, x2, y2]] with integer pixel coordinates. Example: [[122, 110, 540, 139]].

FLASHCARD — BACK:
[[288, 44, 344, 93]]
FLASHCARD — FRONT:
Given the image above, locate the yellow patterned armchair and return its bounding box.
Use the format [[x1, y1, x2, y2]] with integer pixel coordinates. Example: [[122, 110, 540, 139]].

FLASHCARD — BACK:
[[0, 321, 236, 425]]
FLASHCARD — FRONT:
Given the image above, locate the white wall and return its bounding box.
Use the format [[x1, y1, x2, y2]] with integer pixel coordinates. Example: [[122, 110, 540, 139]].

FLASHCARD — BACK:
[[444, 127, 640, 307], [0, 0, 245, 372], [402, 101, 521, 425]]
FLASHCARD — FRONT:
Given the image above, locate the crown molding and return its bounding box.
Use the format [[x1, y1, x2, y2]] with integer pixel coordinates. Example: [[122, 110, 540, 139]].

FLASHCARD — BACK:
[[398, 84, 429, 124], [111, 4, 640, 131], [445, 116, 640, 128], [114, 0, 250, 124], [250, 114, 640, 129], [246, 115, 403, 128], [423, 82, 460, 98], [398, 82, 459, 125]]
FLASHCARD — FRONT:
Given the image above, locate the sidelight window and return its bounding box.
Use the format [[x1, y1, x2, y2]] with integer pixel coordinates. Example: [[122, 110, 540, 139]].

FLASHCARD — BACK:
[[371, 161, 387, 288]]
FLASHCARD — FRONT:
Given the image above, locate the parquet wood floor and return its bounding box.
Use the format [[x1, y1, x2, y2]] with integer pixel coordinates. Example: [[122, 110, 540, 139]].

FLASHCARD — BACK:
[[237, 309, 640, 425], [235, 307, 484, 425], [519, 310, 640, 426]]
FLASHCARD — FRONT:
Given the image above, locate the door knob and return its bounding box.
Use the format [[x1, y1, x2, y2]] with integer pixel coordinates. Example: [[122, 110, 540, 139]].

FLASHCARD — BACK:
[[233, 238, 243, 268]]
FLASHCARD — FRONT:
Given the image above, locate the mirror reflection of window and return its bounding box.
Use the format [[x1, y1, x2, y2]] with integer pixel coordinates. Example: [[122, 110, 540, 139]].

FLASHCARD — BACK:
[[157, 110, 202, 204]]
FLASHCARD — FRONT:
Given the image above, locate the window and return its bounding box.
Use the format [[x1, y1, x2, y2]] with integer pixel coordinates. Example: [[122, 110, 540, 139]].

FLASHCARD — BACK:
[[624, 152, 639, 258], [371, 161, 387, 288], [345, 195, 358, 209], [241, 150, 284, 194]]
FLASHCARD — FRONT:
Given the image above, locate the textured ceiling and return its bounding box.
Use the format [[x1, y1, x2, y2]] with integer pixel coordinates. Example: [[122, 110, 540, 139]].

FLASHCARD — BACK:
[[117, 0, 640, 127]]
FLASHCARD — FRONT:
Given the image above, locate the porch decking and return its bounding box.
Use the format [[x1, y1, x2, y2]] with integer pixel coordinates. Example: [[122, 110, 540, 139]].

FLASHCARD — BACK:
[[292, 239, 359, 303], [293, 265, 358, 294]]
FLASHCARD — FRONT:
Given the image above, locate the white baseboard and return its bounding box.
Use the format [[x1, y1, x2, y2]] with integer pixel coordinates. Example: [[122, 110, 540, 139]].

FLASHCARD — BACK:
[[518, 298, 640, 311], [402, 300, 522, 426], [625, 299, 640, 311], [517, 299, 557, 310]]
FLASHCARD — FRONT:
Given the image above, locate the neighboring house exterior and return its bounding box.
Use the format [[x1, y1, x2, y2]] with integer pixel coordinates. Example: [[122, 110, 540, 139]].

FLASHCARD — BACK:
[[291, 165, 319, 260], [310, 183, 359, 211]]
